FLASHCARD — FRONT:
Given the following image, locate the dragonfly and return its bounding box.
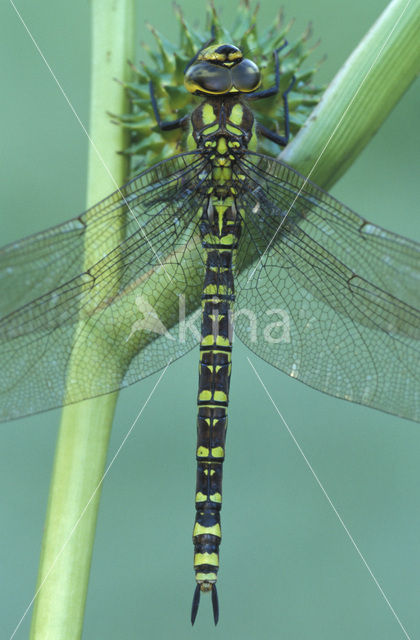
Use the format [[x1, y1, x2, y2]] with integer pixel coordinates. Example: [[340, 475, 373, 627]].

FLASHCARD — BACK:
[[1, 37, 419, 626]]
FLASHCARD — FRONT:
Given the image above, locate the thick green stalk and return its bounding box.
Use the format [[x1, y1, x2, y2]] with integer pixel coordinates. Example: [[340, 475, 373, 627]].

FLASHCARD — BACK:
[[30, 2, 134, 638], [281, 0, 420, 188]]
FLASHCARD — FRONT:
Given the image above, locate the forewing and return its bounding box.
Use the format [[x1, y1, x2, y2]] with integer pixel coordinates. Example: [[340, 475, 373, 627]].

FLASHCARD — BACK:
[[0, 153, 209, 421], [0, 152, 202, 314]]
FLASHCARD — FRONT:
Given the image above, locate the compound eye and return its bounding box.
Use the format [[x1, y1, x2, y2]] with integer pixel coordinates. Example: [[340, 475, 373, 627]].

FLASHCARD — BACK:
[[184, 62, 232, 95], [231, 59, 261, 93]]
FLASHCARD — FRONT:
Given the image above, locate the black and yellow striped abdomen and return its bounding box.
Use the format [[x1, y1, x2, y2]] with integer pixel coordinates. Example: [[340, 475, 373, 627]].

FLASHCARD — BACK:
[[194, 196, 241, 590], [188, 90, 256, 622]]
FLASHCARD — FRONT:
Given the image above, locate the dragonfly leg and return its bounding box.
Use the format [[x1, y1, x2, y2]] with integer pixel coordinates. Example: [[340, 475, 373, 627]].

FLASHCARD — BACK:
[[249, 40, 288, 101], [250, 40, 296, 147], [149, 81, 189, 131], [255, 74, 296, 147]]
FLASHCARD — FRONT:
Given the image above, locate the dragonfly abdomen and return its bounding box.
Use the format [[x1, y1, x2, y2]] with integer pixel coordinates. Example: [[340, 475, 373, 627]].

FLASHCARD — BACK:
[[192, 198, 241, 620]]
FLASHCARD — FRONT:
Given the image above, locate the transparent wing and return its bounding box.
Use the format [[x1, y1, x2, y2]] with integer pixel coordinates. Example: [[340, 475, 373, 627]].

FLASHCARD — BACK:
[[0, 153, 210, 421], [234, 152, 420, 421], [0, 153, 202, 314]]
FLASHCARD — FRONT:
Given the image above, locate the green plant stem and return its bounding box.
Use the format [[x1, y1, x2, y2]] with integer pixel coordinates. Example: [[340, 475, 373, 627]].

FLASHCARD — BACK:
[[281, 0, 420, 188], [30, 2, 134, 638]]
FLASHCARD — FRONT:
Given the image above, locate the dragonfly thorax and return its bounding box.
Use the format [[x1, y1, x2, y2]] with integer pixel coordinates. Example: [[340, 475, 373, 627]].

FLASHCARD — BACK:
[[190, 96, 255, 152], [189, 97, 256, 199]]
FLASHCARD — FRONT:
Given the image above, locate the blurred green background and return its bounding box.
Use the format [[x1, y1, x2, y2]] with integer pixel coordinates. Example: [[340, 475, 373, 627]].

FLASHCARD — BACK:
[[0, 0, 419, 638]]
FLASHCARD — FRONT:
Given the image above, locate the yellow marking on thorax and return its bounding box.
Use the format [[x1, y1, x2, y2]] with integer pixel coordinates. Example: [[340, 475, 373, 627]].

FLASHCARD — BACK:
[[248, 125, 258, 151], [230, 103, 244, 125], [213, 166, 232, 183], [187, 131, 196, 150], [204, 124, 219, 135], [217, 137, 228, 154], [226, 123, 242, 136], [202, 103, 215, 125]]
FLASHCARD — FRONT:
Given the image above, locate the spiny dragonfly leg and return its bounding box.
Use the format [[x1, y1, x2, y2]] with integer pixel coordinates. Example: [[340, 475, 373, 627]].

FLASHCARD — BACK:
[[148, 81, 189, 131], [257, 73, 296, 147], [251, 39, 296, 147], [191, 583, 219, 625], [250, 40, 287, 100]]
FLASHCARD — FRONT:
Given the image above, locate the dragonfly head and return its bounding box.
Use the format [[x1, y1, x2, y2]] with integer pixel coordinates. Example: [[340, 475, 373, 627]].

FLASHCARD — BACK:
[[184, 43, 261, 96]]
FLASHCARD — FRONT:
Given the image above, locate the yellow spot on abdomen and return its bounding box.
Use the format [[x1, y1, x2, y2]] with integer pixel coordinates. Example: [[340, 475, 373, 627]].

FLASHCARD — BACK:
[[194, 553, 219, 567], [193, 522, 221, 538], [198, 389, 212, 402], [197, 445, 209, 457], [196, 572, 217, 583]]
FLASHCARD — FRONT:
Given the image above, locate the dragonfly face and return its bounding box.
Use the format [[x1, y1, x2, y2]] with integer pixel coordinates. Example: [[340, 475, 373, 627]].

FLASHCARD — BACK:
[[184, 43, 261, 95]]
